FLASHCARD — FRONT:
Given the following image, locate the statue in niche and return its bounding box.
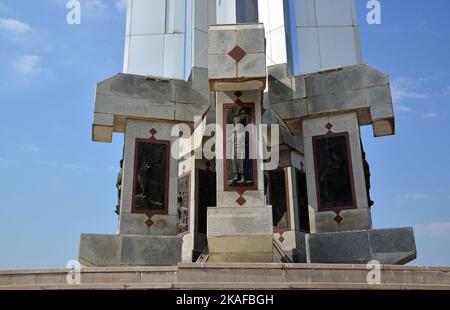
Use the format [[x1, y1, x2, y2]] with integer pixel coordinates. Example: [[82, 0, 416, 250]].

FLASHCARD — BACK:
[[115, 159, 123, 216], [316, 135, 353, 209], [134, 142, 166, 211], [228, 107, 253, 186], [360, 139, 374, 207], [266, 169, 288, 229], [320, 144, 345, 205], [177, 175, 190, 234]]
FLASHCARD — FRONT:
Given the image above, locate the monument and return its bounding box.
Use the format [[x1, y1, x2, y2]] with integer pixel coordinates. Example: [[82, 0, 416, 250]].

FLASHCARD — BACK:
[[78, 0, 416, 267]]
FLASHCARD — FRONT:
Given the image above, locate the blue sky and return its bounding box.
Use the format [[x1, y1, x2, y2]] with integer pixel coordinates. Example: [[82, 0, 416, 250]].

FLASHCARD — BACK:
[[0, 0, 449, 269]]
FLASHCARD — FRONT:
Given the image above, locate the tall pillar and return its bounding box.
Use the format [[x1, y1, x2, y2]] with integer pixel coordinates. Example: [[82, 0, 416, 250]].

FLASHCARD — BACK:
[[123, 0, 186, 79], [258, 0, 287, 66], [207, 24, 273, 262], [284, 0, 362, 75], [216, 0, 259, 24]]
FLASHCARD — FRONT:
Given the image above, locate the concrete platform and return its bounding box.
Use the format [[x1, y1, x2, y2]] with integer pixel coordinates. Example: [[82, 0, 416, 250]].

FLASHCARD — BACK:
[[1, 263, 450, 290], [79, 234, 182, 267], [306, 228, 417, 265]]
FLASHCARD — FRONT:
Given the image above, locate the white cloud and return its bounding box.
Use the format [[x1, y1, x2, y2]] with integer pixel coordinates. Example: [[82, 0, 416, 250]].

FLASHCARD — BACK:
[[22, 145, 41, 153], [398, 193, 433, 201], [0, 18, 31, 34], [34, 159, 87, 171], [61, 163, 87, 170], [0, 157, 15, 168], [395, 104, 411, 113], [0, 2, 12, 14], [415, 222, 450, 238], [108, 165, 119, 173], [12, 55, 42, 75], [423, 112, 437, 120], [34, 160, 58, 167], [84, 0, 108, 10], [115, 0, 127, 10], [445, 86, 450, 96], [391, 78, 430, 103]]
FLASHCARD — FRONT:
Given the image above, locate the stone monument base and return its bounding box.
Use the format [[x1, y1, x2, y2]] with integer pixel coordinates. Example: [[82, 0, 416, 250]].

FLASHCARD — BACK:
[[207, 206, 273, 263], [306, 227, 416, 264], [79, 234, 182, 267], [2, 263, 450, 290]]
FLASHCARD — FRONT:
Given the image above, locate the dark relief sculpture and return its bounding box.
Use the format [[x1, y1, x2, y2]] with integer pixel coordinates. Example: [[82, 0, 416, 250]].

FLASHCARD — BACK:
[[296, 170, 310, 232], [198, 168, 217, 234], [177, 175, 190, 234], [314, 134, 354, 210], [115, 159, 123, 216], [265, 169, 288, 229], [226, 107, 254, 186], [360, 139, 374, 207], [133, 141, 167, 212]]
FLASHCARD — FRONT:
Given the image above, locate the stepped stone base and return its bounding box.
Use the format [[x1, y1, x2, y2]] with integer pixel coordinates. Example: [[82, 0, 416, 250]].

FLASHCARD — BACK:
[[207, 207, 274, 263], [306, 228, 416, 264], [1, 263, 450, 290], [79, 234, 182, 267]]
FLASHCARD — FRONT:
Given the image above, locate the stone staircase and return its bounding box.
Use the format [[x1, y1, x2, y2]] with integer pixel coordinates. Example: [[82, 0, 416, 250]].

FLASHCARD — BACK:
[[1, 263, 450, 290], [195, 239, 293, 264]]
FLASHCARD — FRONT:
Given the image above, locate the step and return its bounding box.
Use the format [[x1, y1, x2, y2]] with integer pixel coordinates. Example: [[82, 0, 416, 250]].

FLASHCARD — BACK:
[[1, 263, 450, 290], [1, 282, 450, 290]]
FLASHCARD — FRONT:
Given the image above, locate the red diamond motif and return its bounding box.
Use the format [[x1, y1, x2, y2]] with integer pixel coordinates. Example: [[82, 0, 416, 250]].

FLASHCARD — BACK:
[[149, 128, 157, 136], [236, 196, 246, 206], [234, 91, 243, 98], [325, 123, 334, 131], [278, 235, 285, 243], [228, 45, 247, 62], [145, 211, 154, 227], [334, 214, 343, 224]]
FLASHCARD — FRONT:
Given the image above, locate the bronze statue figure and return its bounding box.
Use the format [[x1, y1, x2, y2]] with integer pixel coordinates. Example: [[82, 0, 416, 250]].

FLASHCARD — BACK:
[[115, 159, 123, 216], [229, 107, 253, 186], [360, 139, 374, 207], [134, 142, 166, 211]]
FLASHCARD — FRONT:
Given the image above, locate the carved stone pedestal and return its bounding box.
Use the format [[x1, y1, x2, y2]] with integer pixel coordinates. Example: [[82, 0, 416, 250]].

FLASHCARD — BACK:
[[207, 207, 273, 262]]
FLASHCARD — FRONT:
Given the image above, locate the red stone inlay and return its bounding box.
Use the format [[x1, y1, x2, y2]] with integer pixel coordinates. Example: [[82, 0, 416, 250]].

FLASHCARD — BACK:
[[228, 45, 247, 62], [236, 196, 246, 206], [145, 211, 154, 227], [234, 91, 243, 98], [334, 214, 343, 224], [278, 234, 285, 243], [235, 99, 244, 105], [148, 128, 158, 141], [325, 123, 333, 131]]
